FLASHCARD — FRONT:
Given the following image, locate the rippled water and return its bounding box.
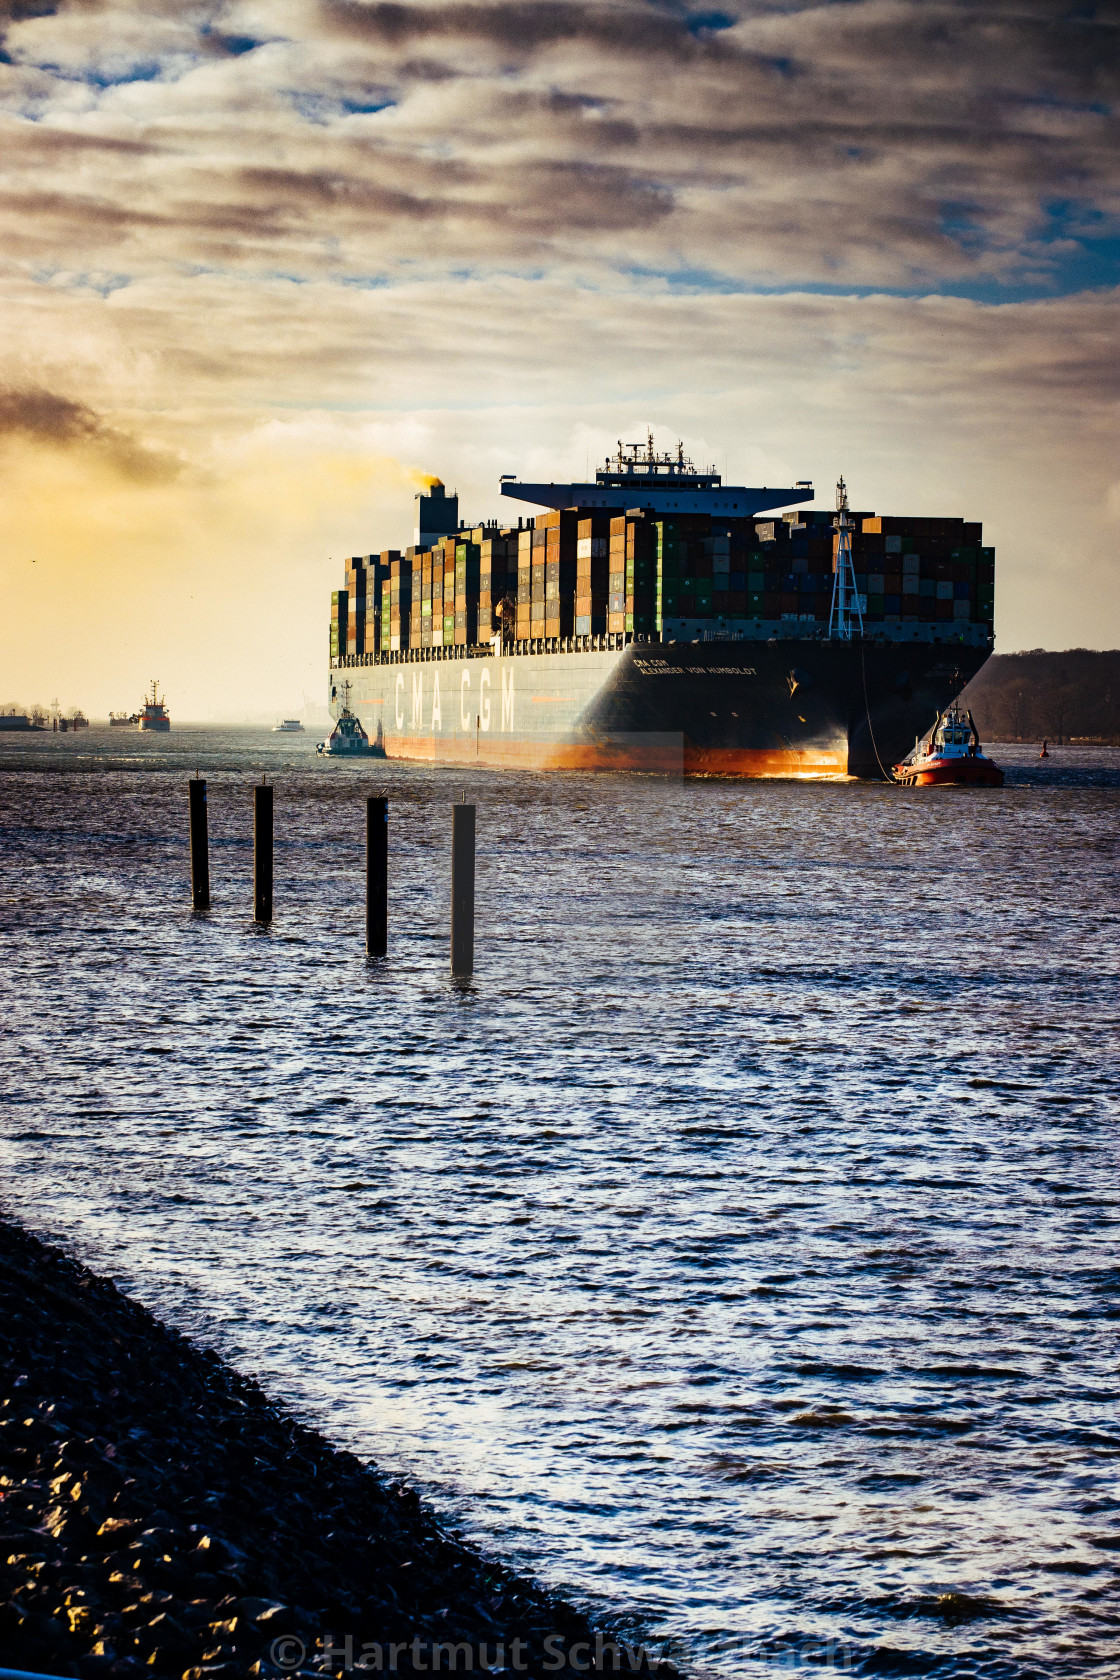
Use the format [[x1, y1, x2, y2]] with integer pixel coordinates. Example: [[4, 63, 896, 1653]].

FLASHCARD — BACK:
[[2, 728, 1119, 1678]]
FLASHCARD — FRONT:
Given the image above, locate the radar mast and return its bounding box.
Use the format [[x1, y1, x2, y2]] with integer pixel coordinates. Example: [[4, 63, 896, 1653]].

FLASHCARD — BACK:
[[599, 432, 720, 486]]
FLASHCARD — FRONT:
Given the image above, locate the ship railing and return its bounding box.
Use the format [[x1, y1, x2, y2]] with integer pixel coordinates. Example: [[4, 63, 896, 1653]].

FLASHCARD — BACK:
[[327, 621, 992, 671], [333, 633, 647, 667]]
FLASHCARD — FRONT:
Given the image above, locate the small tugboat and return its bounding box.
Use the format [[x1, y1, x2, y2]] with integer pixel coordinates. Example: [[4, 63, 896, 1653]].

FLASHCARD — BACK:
[[272, 718, 305, 733], [137, 681, 171, 733], [893, 704, 1004, 787], [316, 684, 384, 757]]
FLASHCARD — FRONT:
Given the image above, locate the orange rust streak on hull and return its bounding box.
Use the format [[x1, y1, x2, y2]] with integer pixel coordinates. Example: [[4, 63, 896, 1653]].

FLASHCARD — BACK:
[[683, 745, 847, 778], [380, 736, 848, 777]]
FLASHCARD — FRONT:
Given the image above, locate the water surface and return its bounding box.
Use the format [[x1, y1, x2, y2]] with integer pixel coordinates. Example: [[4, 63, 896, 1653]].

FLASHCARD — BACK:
[[2, 729, 1118, 1677]]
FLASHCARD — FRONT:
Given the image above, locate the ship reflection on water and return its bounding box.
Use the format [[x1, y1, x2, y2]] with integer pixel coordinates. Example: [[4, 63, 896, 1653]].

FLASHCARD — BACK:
[[0, 732, 1117, 1679]]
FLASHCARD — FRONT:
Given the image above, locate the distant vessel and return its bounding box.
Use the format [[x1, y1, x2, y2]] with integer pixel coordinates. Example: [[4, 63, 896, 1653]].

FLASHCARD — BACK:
[[50, 709, 88, 733], [272, 718, 305, 733], [0, 713, 42, 732], [137, 681, 170, 733], [893, 704, 1003, 786], [316, 683, 384, 757], [109, 711, 136, 727]]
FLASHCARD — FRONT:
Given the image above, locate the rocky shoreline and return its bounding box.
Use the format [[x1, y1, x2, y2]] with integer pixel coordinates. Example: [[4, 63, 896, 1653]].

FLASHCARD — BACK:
[[0, 1218, 671, 1678]]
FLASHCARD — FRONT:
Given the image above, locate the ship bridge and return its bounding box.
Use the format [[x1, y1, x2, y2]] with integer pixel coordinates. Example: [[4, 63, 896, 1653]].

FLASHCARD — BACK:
[[500, 433, 813, 519]]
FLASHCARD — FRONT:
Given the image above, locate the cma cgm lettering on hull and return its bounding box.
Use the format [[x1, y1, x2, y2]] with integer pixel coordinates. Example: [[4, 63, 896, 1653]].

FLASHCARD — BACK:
[[327, 437, 995, 779]]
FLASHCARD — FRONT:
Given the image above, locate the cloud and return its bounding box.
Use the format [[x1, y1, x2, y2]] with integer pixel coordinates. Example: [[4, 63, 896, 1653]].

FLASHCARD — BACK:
[[0, 0, 1116, 711], [0, 1, 1114, 287], [315, 0, 757, 59], [0, 384, 184, 481]]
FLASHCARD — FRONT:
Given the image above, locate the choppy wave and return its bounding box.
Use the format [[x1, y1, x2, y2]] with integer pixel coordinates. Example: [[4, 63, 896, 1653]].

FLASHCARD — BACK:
[[1, 728, 1118, 1677]]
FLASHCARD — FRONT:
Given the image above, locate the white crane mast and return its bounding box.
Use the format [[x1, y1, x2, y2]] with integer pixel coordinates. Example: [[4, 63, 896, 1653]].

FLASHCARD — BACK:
[[828, 474, 864, 640]]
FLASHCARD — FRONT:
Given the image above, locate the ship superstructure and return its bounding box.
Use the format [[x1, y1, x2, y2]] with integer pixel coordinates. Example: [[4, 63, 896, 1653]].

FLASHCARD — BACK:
[[500, 432, 813, 518], [325, 441, 995, 779]]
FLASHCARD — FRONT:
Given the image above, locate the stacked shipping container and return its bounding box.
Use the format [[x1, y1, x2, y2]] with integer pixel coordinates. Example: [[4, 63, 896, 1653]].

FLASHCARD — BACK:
[[332, 507, 994, 656], [856, 516, 993, 626], [329, 589, 348, 662], [575, 514, 610, 636], [480, 530, 517, 643]]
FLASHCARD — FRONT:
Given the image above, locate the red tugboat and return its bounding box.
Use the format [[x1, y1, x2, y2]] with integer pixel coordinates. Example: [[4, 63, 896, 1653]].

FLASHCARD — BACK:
[[893, 704, 1004, 787]]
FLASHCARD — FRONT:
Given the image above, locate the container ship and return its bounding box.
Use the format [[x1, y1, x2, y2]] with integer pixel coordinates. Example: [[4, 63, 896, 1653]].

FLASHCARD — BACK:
[[327, 437, 995, 778]]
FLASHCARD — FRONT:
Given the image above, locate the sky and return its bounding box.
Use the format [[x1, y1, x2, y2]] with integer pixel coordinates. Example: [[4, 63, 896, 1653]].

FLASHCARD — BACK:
[[0, 0, 1117, 719]]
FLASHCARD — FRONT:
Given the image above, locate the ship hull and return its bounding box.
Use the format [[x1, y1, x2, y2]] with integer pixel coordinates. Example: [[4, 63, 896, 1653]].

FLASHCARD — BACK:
[[329, 638, 991, 780], [894, 755, 1004, 787]]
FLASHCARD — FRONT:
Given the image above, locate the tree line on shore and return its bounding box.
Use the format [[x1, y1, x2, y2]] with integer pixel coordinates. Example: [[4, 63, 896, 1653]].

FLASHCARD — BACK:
[[961, 649, 1120, 745]]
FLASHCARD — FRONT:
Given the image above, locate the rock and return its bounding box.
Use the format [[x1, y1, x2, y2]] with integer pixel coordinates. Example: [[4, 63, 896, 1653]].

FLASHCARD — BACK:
[[141, 1611, 194, 1651], [236, 1596, 285, 1621], [129, 1527, 180, 1557], [78, 1655, 118, 1678], [186, 1534, 228, 1569], [136, 1590, 176, 1612], [186, 1571, 226, 1596], [253, 1603, 297, 1631]]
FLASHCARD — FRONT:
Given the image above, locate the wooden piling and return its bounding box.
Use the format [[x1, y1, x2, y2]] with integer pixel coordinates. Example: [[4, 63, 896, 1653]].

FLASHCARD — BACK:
[[188, 776, 210, 910], [450, 802, 475, 977], [254, 780, 273, 924], [366, 795, 388, 956]]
